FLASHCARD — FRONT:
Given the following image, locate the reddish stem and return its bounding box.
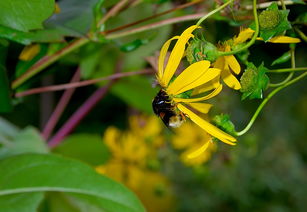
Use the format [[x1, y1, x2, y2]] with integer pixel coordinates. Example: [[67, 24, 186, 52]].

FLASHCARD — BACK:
[[42, 68, 81, 140], [48, 81, 114, 148], [15, 69, 154, 97]]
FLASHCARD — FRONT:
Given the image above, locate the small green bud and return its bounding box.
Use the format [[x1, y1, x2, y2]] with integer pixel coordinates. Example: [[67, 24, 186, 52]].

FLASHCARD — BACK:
[[240, 66, 257, 93], [213, 114, 236, 136], [186, 39, 218, 63], [259, 10, 281, 30]]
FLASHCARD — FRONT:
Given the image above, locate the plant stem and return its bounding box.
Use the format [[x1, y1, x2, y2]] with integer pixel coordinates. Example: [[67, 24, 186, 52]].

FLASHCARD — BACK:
[[106, 13, 205, 39], [267, 67, 307, 73], [48, 81, 114, 148], [244, 0, 293, 10], [236, 72, 307, 136], [196, 0, 234, 26], [268, 46, 295, 87], [12, 38, 88, 89], [42, 68, 81, 140], [294, 27, 307, 42], [12, 4, 204, 89], [15, 69, 153, 97], [105, 0, 203, 34], [218, 0, 259, 56]]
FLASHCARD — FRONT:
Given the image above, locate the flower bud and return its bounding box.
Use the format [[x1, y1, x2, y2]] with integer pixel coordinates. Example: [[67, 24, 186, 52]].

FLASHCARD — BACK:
[[259, 10, 280, 30], [186, 39, 218, 63], [240, 66, 257, 93]]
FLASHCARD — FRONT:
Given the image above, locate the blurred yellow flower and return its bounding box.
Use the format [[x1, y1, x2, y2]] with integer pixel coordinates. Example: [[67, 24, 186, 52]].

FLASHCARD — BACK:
[[19, 44, 40, 61], [97, 115, 175, 212], [154, 25, 236, 152], [172, 122, 217, 166]]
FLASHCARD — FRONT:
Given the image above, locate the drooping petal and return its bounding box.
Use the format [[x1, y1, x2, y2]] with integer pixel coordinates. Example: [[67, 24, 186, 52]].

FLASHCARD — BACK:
[[225, 55, 241, 74], [267, 36, 301, 43], [186, 103, 213, 114], [213, 57, 225, 70], [167, 63, 221, 95], [161, 25, 200, 86], [221, 68, 241, 90], [233, 28, 255, 45], [167, 60, 210, 95], [174, 84, 222, 103], [158, 36, 180, 85], [177, 104, 237, 145], [192, 77, 220, 95], [187, 140, 211, 159]]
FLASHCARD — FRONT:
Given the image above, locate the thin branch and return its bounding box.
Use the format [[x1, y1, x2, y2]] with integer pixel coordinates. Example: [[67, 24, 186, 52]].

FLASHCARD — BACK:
[[47, 81, 114, 148], [244, 0, 294, 10], [42, 68, 81, 140], [105, 13, 205, 39], [15, 69, 154, 97], [97, 0, 130, 27], [12, 38, 88, 89], [104, 0, 204, 34]]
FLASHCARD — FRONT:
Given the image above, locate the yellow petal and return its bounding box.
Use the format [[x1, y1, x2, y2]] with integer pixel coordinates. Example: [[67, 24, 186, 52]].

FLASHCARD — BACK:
[[167, 62, 221, 95], [225, 55, 241, 74], [267, 36, 301, 43], [19, 44, 40, 61], [213, 57, 225, 70], [158, 36, 180, 86], [186, 103, 213, 114], [167, 60, 210, 95], [192, 76, 220, 95], [233, 28, 255, 45], [174, 84, 222, 103], [187, 140, 211, 159], [221, 68, 241, 90], [161, 25, 200, 86], [177, 104, 237, 145]]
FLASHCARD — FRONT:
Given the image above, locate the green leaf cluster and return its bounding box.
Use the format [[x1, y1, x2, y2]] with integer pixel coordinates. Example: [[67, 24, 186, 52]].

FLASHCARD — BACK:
[[251, 3, 291, 41], [213, 114, 236, 136], [240, 63, 269, 100]]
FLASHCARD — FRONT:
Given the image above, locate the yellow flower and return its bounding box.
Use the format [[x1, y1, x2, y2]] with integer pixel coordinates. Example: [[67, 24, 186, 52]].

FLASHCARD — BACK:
[[19, 44, 40, 61], [172, 122, 217, 166], [103, 126, 148, 166], [155, 25, 236, 150], [213, 44, 241, 90], [234, 28, 301, 44], [96, 164, 175, 212]]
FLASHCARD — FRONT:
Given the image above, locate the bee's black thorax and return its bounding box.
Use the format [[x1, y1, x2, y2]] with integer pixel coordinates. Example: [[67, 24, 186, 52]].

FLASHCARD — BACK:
[[152, 89, 183, 128]]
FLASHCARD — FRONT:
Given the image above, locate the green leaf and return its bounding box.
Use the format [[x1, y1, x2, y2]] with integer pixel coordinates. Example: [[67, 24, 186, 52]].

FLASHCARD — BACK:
[[0, 117, 19, 139], [0, 126, 49, 160], [79, 43, 115, 80], [53, 134, 110, 166], [0, 153, 145, 212], [111, 76, 158, 113], [271, 51, 291, 66], [240, 63, 269, 100], [120, 39, 150, 52], [290, 0, 306, 4], [0, 25, 65, 45], [0, 192, 44, 212], [250, 3, 291, 41], [45, 0, 99, 37], [213, 114, 236, 136], [0, 40, 12, 112], [0, 0, 55, 32]]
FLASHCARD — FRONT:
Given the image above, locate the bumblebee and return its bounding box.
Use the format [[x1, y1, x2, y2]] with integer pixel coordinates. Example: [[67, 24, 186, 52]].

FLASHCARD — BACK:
[[152, 90, 184, 128]]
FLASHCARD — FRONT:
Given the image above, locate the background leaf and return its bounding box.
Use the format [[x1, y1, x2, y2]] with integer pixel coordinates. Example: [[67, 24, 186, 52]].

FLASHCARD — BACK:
[[0, 0, 55, 32], [0, 153, 145, 212], [53, 133, 110, 166], [0, 126, 49, 160]]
